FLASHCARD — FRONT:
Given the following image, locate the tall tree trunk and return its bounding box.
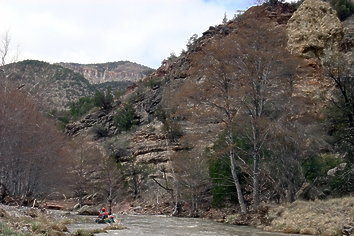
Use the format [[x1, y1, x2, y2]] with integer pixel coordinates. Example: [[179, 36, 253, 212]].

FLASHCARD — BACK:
[[252, 120, 261, 209], [252, 153, 260, 208], [171, 188, 182, 216], [230, 149, 247, 213], [108, 187, 113, 215], [286, 178, 295, 203]]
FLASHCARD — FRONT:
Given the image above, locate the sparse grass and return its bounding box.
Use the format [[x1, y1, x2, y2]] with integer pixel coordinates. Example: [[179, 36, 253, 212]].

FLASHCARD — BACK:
[[0, 221, 25, 236], [72, 228, 106, 236], [2, 207, 127, 235], [263, 197, 354, 236], [60, 218, 74, 224], [0, 208, 70, 236], [103, 223, 127, 230]]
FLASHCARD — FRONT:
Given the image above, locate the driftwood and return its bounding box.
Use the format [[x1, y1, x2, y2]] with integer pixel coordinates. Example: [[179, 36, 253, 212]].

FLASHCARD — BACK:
[[295, 178, 325, 200]]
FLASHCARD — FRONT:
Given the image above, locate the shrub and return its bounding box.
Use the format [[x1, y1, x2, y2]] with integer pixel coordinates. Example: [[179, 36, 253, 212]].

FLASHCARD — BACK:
[[69, 96, 95, 120], [167, 52, 178, 61], [144, 78, 161, 89], [302, 154, 341, 181], [91, 125, 109, 139], [208, 156, 236, 207], [114, 103, 136, 131], [267, 0, 285, 5], [155, 106, 183, 141], [162, 119, 183, 142], [207, 131, 252, 207], [114, 89, 125, 99], [48, 109, 71, 129], [186, 34, 198, 51], [154, 106, 168, 122], [93, 88, 113, 110], [329, 0, 354, 20], [257, 0, 285, 5], [289, 0, 304, 8], [328, 164, 354, 195]]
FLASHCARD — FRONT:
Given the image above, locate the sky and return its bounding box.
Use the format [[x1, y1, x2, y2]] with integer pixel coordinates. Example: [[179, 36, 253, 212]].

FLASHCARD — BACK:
[[0, 0, 286, 68]]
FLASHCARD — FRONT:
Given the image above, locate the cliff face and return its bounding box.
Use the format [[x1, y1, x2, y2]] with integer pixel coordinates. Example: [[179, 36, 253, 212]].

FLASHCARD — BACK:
[[66, 4, 296, 177], [58, 61, 154, 85], [66, 2, 353, 202]]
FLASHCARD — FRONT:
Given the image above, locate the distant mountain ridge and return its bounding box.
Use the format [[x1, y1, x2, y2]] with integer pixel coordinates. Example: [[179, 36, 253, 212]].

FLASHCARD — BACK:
[[0, 60, 154, 111], [58, 61, 154, 84], [1, 60, 95, 110]]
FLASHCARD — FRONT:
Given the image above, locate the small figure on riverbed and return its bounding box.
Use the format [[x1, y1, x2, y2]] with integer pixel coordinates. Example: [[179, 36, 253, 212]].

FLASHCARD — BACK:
[[95, 207, 115, 224]]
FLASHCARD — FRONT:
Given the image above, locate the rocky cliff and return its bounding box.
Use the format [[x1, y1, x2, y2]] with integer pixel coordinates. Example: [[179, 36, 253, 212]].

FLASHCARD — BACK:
[[58, 61, 154, 85], [65, 1, 353, 203], [64, 5, 272, 177]]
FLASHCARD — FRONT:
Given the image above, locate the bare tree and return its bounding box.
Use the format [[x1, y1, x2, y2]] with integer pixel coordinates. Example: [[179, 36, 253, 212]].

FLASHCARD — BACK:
[[70, 140, 101, 207], [263, 123, 305, 203], [176, 18, 298, 211], [231, 20, 297, 208], [180, 36, 247, 212], [0, 31, 10, 66], [123, 160, 148, 199], [171, 147, 211, 217], [0, 31, 19, 66], [322, 51, 354, 151], [0, 84, 72, 198], [96, 156, 123, 214], [150, 166, 176, 209]]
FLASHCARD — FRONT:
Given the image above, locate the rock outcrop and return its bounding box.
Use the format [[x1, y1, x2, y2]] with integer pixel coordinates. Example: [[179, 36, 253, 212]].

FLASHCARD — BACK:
[[65, 109, 117, 136], [287, 0, 343, 59], [58, 61, 154, 84]]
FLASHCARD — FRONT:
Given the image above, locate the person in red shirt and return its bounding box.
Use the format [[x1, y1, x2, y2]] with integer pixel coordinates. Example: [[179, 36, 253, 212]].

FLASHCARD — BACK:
[[96, 207, 115, 223], [99, 207, 108, 219]]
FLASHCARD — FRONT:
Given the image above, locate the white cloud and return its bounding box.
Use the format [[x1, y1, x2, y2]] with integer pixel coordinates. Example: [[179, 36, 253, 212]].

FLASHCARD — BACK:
[[0, 0, 257, 68]]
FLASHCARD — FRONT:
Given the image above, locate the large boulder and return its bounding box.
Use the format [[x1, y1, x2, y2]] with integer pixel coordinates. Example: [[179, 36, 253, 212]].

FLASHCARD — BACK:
[[77, 205, 99, 215], [287, 0, 343, 59]]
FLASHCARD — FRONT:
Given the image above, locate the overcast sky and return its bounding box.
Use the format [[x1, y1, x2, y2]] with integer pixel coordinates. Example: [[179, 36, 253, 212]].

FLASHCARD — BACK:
[[0, 0, 286, 68]]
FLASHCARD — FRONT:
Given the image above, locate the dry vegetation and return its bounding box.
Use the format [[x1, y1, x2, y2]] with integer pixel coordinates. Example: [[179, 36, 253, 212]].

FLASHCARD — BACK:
[[0, 206, 125, 236], [0, 213, 69, 235], [71, 228, 106, 236], [263, 197, 354, 235]]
